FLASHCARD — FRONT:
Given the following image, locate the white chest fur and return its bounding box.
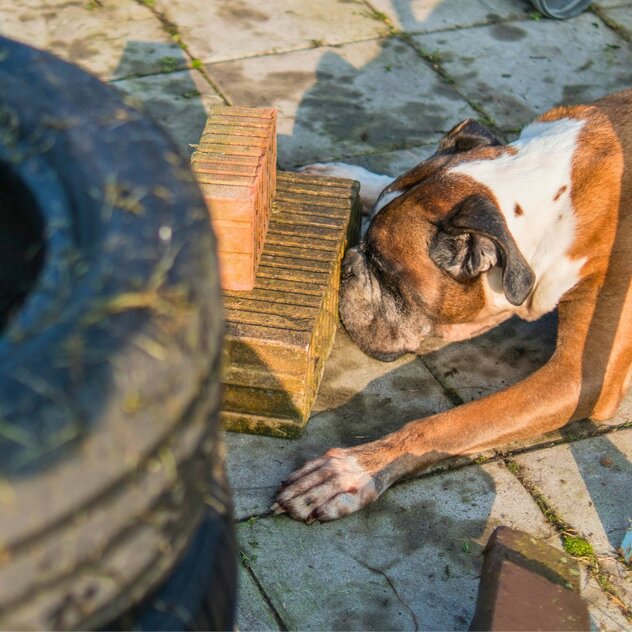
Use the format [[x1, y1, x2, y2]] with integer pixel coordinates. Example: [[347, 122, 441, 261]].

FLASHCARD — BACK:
[[450, 118, 587, 319]]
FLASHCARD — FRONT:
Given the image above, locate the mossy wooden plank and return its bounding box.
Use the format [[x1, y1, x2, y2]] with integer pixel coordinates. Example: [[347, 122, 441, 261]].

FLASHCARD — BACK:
[[221, 411, 306, 439], [223, 298, 319, 320], [223, 366, 306, 392], [273, 201, 355, 219], [192, 152, 259, 166], [225, 308, 315, 332], [275, 182, 356, 199], [262, 242, 336, 261], [267, 224, 341, 242], [275, 170, 358, 190], [256, 265, 330, 285], [223, 384, 308, 418], [223, 287, 322, 307], [224, 332, 308, 365], [271, 211, 347, 229], [254, 277, 325, 296], [221, 171, 361, 436], [273, 190, 353, 209], [264, 234, 338, 253], [259, 254, 332, 274]]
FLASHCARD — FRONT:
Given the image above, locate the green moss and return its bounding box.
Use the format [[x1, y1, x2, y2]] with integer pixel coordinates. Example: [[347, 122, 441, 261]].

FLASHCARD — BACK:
[[505, 460, 520, 475], [159, 56, 179, 73], [191, 58, 203, 70], [181, 89, 201, 99], [563, 535, 594, 558], [596, 573, 616, 593], [362, 8, 397, 34]]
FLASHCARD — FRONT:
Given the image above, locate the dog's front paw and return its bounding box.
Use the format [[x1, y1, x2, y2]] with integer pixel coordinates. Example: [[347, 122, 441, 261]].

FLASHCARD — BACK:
[[272, 448, 380, 522]]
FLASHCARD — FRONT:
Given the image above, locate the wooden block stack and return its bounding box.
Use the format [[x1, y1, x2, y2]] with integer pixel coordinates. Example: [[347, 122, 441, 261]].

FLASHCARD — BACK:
[[192, 105, 277, 291], [192, 106, 361, 437], [221, 171, 361, 437]]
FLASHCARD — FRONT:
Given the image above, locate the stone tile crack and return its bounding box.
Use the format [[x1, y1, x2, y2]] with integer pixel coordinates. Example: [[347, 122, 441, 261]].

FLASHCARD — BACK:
[[348, 553, 419, 631]]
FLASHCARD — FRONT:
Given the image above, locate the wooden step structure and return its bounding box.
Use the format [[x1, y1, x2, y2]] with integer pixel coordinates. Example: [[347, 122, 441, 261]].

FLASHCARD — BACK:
[[192, 105, 361, 437], [192, 105, 277, 291], [221, 171, 361, 437]]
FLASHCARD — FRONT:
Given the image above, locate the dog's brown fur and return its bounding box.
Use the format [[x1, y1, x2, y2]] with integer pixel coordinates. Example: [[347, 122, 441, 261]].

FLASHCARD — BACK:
[[274, 90, 632, 523]]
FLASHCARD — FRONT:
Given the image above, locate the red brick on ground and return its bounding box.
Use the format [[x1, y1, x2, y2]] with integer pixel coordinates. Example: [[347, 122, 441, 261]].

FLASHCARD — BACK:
[[192, 106, 277, 291], [470, 527, 590, 631]]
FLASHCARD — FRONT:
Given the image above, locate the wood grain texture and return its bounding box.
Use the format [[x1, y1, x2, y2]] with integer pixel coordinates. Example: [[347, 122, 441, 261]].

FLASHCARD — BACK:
[[192, 105, 277, 290], [221, 170, 361, 437]]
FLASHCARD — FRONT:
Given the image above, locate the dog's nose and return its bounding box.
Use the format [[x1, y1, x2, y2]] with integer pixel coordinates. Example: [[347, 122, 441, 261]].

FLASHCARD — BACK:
[[341, 247, 363, 280]]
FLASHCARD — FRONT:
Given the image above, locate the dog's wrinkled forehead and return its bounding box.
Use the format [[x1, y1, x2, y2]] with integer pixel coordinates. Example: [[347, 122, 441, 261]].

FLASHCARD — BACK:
[[373, 119, 504, 215]]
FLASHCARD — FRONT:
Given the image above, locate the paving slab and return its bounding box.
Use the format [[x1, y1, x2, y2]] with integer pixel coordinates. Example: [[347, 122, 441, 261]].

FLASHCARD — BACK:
[[513, 429, 632, 604], [598, 5, 632, 39], [112, 69, 224, 152], [424, 313, 557, 402], [594, 0, 632, 7], [580, 572, 632, 632], [339, 143, 436, 176], [413, 12, 632, 132], [237, 567, 280, 632], [224, 327, 455, 520], [152, 0, 389, 64], [368, 0, 531, 33], [0, 0, 182, 81], [237, 460, 555, 631], [205, 38, 478, 167]]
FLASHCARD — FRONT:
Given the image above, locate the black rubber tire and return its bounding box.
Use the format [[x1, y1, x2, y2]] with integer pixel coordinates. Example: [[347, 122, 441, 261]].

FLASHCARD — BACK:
[[530, 0, 592, 18], [0, 36, 235, 630]]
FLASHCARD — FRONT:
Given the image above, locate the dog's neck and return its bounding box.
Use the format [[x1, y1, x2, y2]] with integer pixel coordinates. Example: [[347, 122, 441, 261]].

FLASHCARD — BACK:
[[451, 117, 588, 320]]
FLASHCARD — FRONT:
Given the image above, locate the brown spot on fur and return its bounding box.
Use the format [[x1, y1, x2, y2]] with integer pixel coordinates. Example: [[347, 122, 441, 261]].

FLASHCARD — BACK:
[[514, 203, 524, 217], [553, 185, 567, 201]]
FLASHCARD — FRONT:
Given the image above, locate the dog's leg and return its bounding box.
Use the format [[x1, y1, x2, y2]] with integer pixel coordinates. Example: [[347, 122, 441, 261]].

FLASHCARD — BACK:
[[274, 284, 615, 522], [299, 163, 394, 216]]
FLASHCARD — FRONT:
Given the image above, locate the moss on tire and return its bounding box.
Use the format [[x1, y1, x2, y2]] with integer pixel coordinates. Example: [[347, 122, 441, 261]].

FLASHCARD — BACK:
[[0, 36, 234, 630]]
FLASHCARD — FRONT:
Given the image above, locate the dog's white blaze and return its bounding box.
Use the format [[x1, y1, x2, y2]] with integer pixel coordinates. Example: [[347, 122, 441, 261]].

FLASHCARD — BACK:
[[450, 117, 587, 317]]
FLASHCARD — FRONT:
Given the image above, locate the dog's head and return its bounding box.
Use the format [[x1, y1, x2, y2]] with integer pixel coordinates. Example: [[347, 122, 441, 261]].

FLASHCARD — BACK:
[[339, 119, 536, 361]]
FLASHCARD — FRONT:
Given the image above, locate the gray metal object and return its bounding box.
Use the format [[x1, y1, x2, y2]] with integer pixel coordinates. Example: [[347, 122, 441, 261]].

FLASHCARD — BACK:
[[530, 0, 593, 19]]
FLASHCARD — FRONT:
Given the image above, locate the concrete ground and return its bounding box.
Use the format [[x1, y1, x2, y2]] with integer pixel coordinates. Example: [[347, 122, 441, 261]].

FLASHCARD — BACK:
[[3, 0, 632, 629]]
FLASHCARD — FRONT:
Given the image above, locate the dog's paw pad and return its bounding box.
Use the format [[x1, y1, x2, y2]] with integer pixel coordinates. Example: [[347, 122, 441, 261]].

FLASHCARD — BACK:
[[274, 449, 379, 522]]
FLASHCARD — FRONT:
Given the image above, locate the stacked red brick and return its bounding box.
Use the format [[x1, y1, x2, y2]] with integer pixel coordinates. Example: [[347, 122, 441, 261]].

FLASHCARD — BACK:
[[192, 106, 277, 291]]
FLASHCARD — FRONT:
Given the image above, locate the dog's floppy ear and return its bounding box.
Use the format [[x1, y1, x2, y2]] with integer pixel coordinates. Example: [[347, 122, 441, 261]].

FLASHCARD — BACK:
[[436, 119, 502, 155], [430, 194, 535, 305], [374, 121, 501, 208]]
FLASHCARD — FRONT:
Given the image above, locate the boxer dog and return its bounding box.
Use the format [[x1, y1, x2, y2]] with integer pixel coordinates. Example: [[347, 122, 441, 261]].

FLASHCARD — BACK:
[[273, 89, 632, 523]]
